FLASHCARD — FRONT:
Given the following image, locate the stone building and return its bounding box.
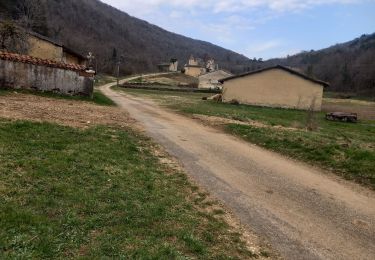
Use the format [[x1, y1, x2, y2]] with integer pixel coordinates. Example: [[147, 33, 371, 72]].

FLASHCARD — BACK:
[[0, 51, 94, 97], [205, 58, 217, 73], [198, 70, 233, 89], [184, 55, 207, 77], [157, 58, 178, 72], [27, 31, 86, 65]]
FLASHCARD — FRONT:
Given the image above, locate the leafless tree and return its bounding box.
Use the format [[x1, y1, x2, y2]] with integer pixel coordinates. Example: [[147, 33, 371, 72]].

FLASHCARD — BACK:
[[15, 0, 48, 35], [305, 96, 319, 131], [0, 20, 29, 54]]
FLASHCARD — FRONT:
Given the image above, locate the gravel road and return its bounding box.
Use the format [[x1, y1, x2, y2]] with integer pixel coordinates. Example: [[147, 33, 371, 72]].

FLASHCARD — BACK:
[[101, 81, 375, 260]]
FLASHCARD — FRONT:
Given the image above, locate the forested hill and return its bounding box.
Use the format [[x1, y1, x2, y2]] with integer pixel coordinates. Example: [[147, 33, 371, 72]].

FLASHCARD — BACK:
[[263, 33, 375, 96], [1, 0, 251, 74]]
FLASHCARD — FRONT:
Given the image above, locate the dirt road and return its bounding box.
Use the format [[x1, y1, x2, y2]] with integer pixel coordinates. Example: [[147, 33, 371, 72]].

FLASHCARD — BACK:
[[101, 81, 375, 260]]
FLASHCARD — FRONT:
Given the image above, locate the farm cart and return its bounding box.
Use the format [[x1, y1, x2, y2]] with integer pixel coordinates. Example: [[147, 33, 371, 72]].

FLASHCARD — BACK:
[[326, 112, 358, 123]]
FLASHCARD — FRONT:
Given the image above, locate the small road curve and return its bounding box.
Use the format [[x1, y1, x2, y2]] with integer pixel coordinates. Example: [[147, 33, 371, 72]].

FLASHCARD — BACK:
[[100, 79, 375, 260]]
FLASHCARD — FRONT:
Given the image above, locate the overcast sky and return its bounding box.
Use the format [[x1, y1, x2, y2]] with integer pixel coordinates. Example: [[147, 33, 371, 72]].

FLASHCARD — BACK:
[[101, 0, 375, 59]]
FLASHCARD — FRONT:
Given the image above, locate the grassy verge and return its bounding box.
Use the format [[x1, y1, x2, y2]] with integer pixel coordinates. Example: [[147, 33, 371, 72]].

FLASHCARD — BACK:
[[114, 88, 375, 189], [0, 119, 259, 259], [91, 89, 116, 106], [0, 88, 115, 106], [94, 74, 117, 86], [227, 124, 374, 187]]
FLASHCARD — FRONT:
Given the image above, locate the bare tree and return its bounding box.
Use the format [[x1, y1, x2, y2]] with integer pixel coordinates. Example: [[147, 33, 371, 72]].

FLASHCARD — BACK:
[[15, 0, 48, 35], [0, 20, 29, 54], [305, 96, 319, 131]]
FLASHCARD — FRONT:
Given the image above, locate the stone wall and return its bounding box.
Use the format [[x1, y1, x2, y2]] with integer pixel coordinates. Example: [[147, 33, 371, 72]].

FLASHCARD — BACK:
[[0, 59, 93, 97]]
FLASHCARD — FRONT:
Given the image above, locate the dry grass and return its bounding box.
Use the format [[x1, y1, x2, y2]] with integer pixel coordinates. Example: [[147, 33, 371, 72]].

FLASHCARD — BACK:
[[146, 73, 198, 87], [322, 98, 375, 120], [0, 92, 134, 128]]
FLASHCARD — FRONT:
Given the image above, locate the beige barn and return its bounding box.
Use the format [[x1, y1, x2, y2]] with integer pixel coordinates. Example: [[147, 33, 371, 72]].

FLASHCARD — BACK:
[[220, 65, 328, 111]]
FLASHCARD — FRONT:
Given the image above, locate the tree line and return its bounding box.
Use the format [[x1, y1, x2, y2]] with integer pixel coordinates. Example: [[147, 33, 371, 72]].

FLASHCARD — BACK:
[[264, 34, 375, 97], [1, 0, 374, 96]]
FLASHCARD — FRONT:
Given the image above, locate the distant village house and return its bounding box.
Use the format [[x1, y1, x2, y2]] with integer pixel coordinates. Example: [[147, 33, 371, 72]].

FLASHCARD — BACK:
[[219, 65, 329, 111], [198, 70, 233, 89], [157, 58, 178, 72], [205, 58, 218, 73], [183, 54, 230, 89], [184, 55, 206, 77]]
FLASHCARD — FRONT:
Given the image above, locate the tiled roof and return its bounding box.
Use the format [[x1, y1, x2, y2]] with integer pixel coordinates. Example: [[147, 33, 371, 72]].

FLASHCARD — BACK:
[[0, 51, 86, 72]]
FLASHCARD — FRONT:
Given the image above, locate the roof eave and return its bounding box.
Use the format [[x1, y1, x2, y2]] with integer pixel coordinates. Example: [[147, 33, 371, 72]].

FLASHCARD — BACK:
[[62, 46, 87, 61], [219, 65, 330, 87]]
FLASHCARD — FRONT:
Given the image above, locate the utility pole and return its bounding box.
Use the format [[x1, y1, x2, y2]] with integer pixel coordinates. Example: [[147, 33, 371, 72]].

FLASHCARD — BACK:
[[116, 55, 125, 87], [116, 61, 120, 87]]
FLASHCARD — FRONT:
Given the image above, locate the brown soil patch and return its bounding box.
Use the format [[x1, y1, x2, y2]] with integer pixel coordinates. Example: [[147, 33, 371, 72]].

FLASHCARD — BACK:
[[191, 114, 299, 131], [322, 98, 375, 120], [0, 92, 135, 128]]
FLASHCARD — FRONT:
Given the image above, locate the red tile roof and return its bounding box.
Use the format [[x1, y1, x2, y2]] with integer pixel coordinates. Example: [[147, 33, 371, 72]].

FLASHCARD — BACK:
[[0, 51, 86, 72]]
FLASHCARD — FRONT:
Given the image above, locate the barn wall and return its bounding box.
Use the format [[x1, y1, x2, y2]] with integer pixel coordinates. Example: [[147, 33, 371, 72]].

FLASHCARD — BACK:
[[0, 59, 93, 97], [222, 69, 324, 111], [28, 35, 63, 62], [63, 51, 86, 65]]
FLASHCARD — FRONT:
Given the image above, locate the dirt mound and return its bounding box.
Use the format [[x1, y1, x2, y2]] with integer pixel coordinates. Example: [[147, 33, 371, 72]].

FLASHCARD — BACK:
[[0, 93, 135, 128]]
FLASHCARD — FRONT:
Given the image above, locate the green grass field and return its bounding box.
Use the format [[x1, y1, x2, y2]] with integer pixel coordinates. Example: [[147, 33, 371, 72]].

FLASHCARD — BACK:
[[115, 88, 375, 189], [0, 120, 259, 259]]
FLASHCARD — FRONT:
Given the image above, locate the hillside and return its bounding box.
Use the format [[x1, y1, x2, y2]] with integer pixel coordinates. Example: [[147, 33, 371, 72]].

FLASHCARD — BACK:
[[1, 0, 250, 75], [264, 33, 375, 96], [2, 0, 374, 95]]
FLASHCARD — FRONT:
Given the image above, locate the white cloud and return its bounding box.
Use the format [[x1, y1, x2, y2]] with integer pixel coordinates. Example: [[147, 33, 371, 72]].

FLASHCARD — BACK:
[[247, 40, 282, 53], [243, 40, 283, 58], [103, 0, 365, 16], [169, 10, 184, 19], [101, 0, 368, 59]]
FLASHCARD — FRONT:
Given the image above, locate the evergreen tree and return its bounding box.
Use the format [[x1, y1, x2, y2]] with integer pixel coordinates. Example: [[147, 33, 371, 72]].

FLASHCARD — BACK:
[[112, 48, 117, 61], [306, 64, 314, 77]]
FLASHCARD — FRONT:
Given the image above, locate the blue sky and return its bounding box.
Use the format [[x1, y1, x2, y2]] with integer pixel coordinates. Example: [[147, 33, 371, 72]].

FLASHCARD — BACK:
[[101, 0, 375, 59]]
